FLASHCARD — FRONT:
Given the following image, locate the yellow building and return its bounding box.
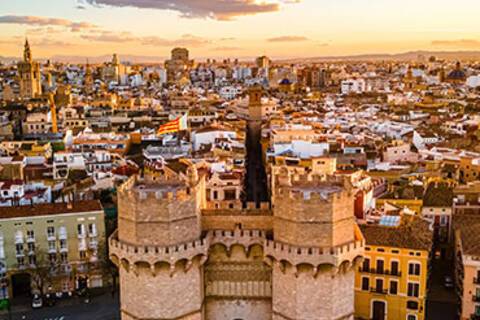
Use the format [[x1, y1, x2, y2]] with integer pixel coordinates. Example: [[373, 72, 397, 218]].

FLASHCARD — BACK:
[[355, 217, 432, 320]]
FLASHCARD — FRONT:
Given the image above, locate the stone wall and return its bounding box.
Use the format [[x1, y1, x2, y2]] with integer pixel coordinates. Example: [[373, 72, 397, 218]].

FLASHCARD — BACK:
[[202, 215, 273, 231], [272, 263, 355, 320], [273, 189, 355, 247], [117, 178, 202, 246], [119, 260, 204, 320], [205, 298, 272, 320]]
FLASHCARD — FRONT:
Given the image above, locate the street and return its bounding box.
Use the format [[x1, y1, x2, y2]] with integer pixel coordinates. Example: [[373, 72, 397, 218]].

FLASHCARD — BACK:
[[0, 291, 120, 320], [426, 256, 458, 320]]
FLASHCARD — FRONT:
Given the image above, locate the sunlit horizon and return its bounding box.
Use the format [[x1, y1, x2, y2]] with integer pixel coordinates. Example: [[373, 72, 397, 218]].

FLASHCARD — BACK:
[[1, 0, 480, 59]]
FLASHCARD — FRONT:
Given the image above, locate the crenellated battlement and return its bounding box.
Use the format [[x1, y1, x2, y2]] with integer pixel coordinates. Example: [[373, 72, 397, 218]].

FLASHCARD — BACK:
[[119, 175, 193, 203], [210, 228, 266, 251], [109, 230, 210, 272], [117, 172, 203, 247], [264, 238, 364, 272]]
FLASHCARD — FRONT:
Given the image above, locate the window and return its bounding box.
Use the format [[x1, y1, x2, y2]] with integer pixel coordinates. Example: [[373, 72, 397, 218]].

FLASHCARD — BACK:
[[407, 283, 420, 297], [17, 257, 25, 267], [26, 230, 34, 240], [88, 223, 96, 236], [391, 261, 399, 275], [363, 258, 370, 271], [48, 240, 56, 251], [15, 244, 24, 255], [28, 255, 36, 266], [60, 239, 67, 250], [376, 259, 384, 274], [60, 252, 68, 263], [407, 315, 417, 320], [27, 242, 35, 253], [77, 224, 85, 235], [224, 189, 237, 201], [390, 281, 398, 295], [375, 279, 384, 293], [361, 277, 369, 291], [213, 190, 218, 200], [47, 226, 55, 237], [407, 301, 419, 310], [79, 250, 86, 259], [408, 263, 421, 276]]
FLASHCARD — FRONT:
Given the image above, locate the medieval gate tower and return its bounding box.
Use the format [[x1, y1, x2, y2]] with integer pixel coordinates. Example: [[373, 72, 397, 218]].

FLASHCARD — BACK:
[[110, 87, 364, 320]]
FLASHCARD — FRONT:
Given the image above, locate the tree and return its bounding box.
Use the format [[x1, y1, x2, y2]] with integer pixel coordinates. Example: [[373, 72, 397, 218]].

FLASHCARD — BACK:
[[26, 247, 61, 295]]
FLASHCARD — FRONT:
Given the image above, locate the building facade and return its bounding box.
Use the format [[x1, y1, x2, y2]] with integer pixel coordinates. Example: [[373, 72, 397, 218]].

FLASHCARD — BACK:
[[0, 201, 105, 299], [355, 218, 432, 320]]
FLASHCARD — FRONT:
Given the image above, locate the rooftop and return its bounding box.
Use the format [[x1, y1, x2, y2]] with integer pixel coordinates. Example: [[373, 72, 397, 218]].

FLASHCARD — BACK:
[[0, 200, 103, 220], [360, 217, 432, 251]]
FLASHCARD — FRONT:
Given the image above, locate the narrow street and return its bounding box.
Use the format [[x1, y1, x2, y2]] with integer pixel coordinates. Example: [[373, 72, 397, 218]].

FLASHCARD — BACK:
[[244, 123, 269, 204], [426, 256, 458, 320]]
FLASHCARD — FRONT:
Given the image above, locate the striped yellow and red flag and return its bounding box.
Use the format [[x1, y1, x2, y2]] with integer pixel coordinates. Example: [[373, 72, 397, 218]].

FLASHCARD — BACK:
[[157, 113, 188, 135]]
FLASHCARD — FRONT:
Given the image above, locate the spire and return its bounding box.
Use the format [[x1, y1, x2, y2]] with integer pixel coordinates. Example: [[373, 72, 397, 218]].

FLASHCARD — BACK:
[[24, 38, 32, 62]]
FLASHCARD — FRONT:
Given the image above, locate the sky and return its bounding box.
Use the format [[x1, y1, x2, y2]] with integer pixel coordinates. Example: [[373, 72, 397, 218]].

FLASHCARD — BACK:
[[1, 0, 480, 60]]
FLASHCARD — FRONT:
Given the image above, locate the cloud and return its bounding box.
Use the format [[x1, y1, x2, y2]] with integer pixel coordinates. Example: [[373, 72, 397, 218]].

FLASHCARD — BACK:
[[431, 39, 480, 48], [0, 37, 74, 47], [33, 38, 75, 47], [81, 31, 135, 42], [0, 15, 97, 32], [267, 35, 309, 42], [82, 0, 296, 20], [211, 46, 243, 51], [141, 34, 210, 47], [81, 31, 210, 47]]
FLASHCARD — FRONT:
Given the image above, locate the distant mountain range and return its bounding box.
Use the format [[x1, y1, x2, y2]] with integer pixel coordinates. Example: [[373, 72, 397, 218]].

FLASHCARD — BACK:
[[283, 50, 480, 63], [2, 50, 480, 65]]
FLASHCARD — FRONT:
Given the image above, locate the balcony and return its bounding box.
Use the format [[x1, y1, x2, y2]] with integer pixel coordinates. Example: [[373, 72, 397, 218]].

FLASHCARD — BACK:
[[47, 234, 56, 241], [26, 236, 35, 243], [58, 233, 67, 241], [88, 240, 98, 249], [370, 287, 388, 294], [359, 267, 402, 277]]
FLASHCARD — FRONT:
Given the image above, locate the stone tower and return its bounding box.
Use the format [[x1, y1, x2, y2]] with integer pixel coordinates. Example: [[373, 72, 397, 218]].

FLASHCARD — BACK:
[[248, 84, 263, 123], [267, 170, 364, 320], [84, 60, 94, 94], [18, 39, 42, 99], [110, 164, 208, 320]]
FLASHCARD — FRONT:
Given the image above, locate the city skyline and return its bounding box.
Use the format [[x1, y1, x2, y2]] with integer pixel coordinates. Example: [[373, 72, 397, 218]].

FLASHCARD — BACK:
[[1, 0, 480, 59]]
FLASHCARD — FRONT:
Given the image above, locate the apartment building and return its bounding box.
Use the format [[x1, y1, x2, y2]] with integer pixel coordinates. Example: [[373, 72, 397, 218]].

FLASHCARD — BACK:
[[355, 217, 432, 320], [0, 200, 105, 299]]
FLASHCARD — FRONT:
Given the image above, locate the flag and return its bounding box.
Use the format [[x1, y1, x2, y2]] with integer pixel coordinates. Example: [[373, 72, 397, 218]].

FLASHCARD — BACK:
[[157, 113, 188, 135]]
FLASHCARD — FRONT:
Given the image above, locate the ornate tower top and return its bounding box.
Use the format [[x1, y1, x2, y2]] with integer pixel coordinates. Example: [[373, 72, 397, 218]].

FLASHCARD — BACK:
[[248, 84, 262, 107], [112, 53, 119, 65], [24, 38, 32, 62]]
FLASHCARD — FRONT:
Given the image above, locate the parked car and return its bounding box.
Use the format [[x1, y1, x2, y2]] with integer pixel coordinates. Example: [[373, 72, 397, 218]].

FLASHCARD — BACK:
[[44, 293, 56, 307], [31, 294, 43, 309], [444, 275, 454, 289]]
